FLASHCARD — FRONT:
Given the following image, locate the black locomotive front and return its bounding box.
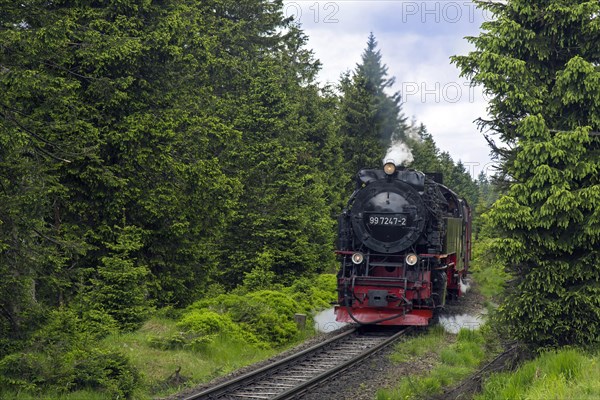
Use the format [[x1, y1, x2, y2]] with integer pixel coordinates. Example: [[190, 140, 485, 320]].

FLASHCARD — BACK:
[[335, 162, 470, 326], [338, 164, 445, 258]]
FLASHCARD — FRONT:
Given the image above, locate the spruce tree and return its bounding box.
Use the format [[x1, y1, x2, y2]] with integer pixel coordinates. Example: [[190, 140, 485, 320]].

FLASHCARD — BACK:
[[409, 124, 479, 207], [0, 0, 250, 328], [339, 33, 408, 176], [84, 226, 150, 331], [453, 0, 600, 348], [0, 128, 55, 352], [408, 124, 442, 173], [216, 26, 340, 287]]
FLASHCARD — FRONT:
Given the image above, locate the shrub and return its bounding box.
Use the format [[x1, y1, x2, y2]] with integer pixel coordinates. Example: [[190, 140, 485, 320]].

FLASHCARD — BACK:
[[282, 275, 336, 314], [238, 291, 300, 346], [30, 307, 118, 353], [176, 309, 262, 347], [147, 332, 189, 350], [0, 352, 48, 392], [178, 309, 235, 335], [182, 274, 337, 347], [183, 291, 299, 346], [68, 347, 139, 398], [0, 347, 140, 398], [0, 308, 140, 398]]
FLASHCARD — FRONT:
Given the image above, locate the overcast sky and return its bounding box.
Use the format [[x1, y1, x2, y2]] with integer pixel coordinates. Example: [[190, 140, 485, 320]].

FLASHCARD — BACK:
[[282, 1, 497, 178]]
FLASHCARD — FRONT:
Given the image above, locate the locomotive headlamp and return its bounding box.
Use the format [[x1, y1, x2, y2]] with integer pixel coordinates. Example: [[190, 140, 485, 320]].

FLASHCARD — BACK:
[[405, 253, 418, 266], [383, 162, 396, 175], [351, 252, 365, 264]]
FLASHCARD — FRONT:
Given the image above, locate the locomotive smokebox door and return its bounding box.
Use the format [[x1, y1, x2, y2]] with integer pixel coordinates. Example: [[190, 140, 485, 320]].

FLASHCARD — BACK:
[[368, 290, 389, 307]]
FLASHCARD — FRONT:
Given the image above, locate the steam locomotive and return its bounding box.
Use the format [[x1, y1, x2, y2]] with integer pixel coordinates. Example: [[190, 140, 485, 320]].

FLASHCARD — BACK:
[[335, 162, 471, 326]]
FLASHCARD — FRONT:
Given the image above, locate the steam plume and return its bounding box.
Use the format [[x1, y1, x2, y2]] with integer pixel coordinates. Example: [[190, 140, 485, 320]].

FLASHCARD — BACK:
[[383, 140, 413, 166]]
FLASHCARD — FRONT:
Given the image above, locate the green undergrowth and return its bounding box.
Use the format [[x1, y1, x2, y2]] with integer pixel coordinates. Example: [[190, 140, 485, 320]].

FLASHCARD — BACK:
[[475, 347, 600, 400], [0, 274, 337, 399], [388, 325, 449, 364], [103, 315, 284, 398], [378, 326, 494, 400], [0, 315, 281, 400], [179, 273, 336, 349], [469, 236, 509, 311]]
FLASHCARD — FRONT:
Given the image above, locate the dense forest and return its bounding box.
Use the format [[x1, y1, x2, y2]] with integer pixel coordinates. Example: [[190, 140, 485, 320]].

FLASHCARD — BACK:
[[9, 0, 600, 398], [0, 0, 482, 348]]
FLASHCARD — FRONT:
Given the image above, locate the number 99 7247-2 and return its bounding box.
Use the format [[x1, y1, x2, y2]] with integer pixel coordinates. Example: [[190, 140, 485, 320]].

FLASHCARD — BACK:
[[368, 216, 407, 226]]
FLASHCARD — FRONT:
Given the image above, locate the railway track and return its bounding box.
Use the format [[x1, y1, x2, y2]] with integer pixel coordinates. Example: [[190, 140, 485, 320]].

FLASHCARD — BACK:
[[183, 326, 411, 400]]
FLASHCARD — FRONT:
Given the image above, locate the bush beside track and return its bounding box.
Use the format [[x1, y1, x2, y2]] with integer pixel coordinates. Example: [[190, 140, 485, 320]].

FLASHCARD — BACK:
[[0, 274, 337, 399]]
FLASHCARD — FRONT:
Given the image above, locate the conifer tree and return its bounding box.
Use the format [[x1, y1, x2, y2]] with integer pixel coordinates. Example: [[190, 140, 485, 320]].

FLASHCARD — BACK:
[[409, 124, 479, 207], [408, 124, 442, 173], [84, 226, 150, 331], [339, 33, 408, 176], [216, 26, 340, 287], [453, 0, 600, 348], [0, 0, 266, 333]]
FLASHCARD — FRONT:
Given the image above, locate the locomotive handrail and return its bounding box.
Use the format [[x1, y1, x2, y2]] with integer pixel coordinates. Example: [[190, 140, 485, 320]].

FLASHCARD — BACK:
[[367, 261, 405, 267], [350, 276, 408, 281]]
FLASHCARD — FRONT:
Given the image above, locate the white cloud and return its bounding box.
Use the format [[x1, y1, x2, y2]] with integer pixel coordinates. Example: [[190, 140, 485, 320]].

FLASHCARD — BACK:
[[288, 1, 495, 174]]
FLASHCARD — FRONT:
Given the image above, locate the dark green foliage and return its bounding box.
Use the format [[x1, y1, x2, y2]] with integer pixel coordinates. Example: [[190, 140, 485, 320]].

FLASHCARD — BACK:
[[409, 124, 480, 208], [339, 33, 408, 177], [490, 119, 600, 348], [0, 0, 343, 354], [0, 0, 245, 328], [0, 99, 61, 356], [215, 27, 340, 287], [81, 226, 151, 331], [28, 308, 115, 350], [0, 352, 47, 393], [0, 348, 139, 398], [0, 308, 138, 397], [0, 0, 366, 395], [453, 1, 600, 348], [69, 348, 139, 399]]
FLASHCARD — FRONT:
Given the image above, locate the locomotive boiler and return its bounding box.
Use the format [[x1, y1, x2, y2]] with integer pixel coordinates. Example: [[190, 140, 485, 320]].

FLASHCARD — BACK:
[[335, 162, 471, 326]]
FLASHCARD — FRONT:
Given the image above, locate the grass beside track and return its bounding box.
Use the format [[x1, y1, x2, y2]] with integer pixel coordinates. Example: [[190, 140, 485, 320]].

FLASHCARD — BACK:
[[102, 316, 290, 398], [1, 315, 314, 399], [475, 347, 600, 400], [377, 326, 492, 400]]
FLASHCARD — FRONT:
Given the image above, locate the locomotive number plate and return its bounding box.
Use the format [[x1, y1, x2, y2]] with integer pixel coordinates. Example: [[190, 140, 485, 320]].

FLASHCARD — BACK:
[[368, 215, 407, 226]]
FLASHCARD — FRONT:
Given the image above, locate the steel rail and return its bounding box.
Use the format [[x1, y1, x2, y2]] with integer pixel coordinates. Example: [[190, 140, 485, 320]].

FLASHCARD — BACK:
[[182, 327, 411, 400], [271, 328, 411, 399], [183, 328, 357, 400]]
